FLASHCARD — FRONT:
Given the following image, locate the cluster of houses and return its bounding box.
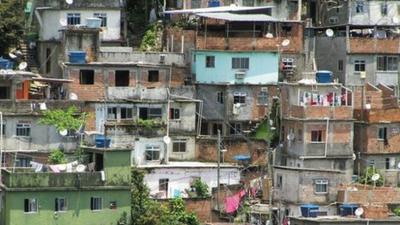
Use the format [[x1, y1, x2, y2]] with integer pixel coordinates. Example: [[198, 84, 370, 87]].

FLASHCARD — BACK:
[[2, 0, 400, 225]]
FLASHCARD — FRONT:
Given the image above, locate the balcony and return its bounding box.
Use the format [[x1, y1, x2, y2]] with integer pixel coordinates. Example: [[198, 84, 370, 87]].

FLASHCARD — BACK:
[[1, 169, 103, 189], [286, 105, 353, 120], [349, 37, 400, 54], [0, 100, 85, 114]]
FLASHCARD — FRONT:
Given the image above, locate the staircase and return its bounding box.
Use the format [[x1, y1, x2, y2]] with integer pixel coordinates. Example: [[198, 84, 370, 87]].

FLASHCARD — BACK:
[[19, 39, 39, 74]]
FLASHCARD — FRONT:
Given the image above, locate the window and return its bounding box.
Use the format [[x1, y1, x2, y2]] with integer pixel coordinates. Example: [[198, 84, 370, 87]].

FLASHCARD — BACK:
[[378, 127, 388, 144], [242, 0, 255, 6], [55, 198, 67, 212], [24, 198, 38, 213], [212, 123, 223, 135], [115, 70, 130, 87], [233, 92, 246, 104], [120, 107, 133, 119], [311, 130, 323, 142], [381, 3, 388, 16], [93, 13, 107, 27], [282, 58, 294, 70], [159, 179, 169, 196], [217, 92, 224, 104], [107, 107, 117, 120], [148, 70, 159, 82], [90, 197, 102, 211], [276, 174, 282, 189], [385, 157, 395, 169], [338, 60, 343, 71], [232, 57, 249, 69], [206, 56, 215, 68], [1, 123, 5, 136], [386, 158, 390, 169], [145, 145, 160, 161], [46, 48, 51, 74], [354, 60, 365, 72], [16, 123, 31, 137], [0, 86, 10, 99], [355, 1, 364, 13], [139, 108, 162, 120], [170, 108, 180, 120], [173, 139, 186, 152], [230, 123, 242, 135], [377, 56, 398, 71], [79, 70, 94, 85], [16, 157, 32, 167], [257, 90, 269, 105], [369, 159, 375, 166], [315, 179, 328, 194], [297, 129, 303, 142], [191, 0, 201, 8], [67, 13, 81, 25]]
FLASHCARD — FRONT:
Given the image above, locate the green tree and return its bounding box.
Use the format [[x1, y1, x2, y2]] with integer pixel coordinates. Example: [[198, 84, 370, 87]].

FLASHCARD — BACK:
[[48, 149, 67, 164], [358, 166, 384, 187], [39, 106, 86, 132], [192, 178, 210, 198], [0, 0, 25, 55]]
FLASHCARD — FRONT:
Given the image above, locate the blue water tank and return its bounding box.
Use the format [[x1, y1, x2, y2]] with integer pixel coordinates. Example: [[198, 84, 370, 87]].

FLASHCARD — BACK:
[[68, 51, 86, 64], [300, 204, 319, 217], [0, 58, 13, 69], [316, 70, 333, 83], [95, 135, 111, 148], [339, 204, 358, 216], [208, 0, 220, 7]]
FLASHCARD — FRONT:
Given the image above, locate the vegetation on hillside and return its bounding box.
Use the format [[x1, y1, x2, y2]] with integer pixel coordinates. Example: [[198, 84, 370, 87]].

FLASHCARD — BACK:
[[0, 0, 25, 55], [39, 106, 87, 133]]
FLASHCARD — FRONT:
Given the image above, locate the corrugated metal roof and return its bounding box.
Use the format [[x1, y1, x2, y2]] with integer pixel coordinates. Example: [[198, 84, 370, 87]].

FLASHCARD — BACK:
[[196, 12, 277, 22], [164, 5, 273, 14]]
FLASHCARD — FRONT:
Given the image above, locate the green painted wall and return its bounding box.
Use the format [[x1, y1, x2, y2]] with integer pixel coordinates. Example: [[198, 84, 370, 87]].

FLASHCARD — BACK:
[[103, 151, 131, 186], [3, 190, 130, 225]]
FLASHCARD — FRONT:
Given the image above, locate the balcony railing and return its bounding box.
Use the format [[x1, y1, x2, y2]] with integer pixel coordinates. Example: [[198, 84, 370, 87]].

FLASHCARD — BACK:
[[285, 105, 353, 120]]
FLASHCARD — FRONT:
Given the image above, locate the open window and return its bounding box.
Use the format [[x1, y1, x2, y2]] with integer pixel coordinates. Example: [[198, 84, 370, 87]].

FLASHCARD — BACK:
[[139, 107, 162, 120], [115, 70, 130, 87], [148, 70, 159, 82], [79, 70, 94, 85], [24, 198, 38, 213], [0, 87, 10, 99]]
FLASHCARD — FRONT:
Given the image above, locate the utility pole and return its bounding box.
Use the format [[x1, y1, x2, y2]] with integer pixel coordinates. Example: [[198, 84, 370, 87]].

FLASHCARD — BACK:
[[217, 129, 221, 212]]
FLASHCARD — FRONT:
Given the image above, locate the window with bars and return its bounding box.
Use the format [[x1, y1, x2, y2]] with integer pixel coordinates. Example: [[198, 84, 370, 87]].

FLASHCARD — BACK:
[[206, 56, 215, 68], [257, 90, 269, 105], [354, 60, 366, 72], [55, 198, 67, 212], [233, 93, 246, 104], [90, 197, 102, 211], [170, 108, 180, 120], [145, 145, 160, 161], [315, 179, 328, 194], [67, 13, 81, 25], [24, 198, 38, 213], [311, 130, 323, 142], [217, 92, 224, 104], [232, 57, 249, 69], [377, 56, 398, 71], [230, 123, 242, 135]]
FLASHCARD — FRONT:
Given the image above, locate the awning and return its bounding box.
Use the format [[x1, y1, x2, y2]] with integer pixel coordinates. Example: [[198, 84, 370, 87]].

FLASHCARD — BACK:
[[196, 12, 277, 22], [164, 5, 273, 14]]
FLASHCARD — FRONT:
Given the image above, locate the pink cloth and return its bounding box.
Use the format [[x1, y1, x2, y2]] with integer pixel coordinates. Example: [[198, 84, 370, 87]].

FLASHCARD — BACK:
[[224, 190, 246, 213], [49, 165, 60, 173]]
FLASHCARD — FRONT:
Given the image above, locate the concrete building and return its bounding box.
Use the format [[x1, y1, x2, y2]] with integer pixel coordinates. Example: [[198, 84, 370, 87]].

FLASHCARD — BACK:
[[290, 217, 400, 225], [0, 147, 131, 225], [274, 80, 354, 216], [353, 83, 400, 186]]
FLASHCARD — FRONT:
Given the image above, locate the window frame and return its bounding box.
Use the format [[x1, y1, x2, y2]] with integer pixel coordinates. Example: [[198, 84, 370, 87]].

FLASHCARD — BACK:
[[311, 130, 323, 143], [315, 179, 328, 194], [148, 70, 159, 82], [90, 197, 103, 211], [377, 56, 398, 71], [233, 92, 246, 104], [355, 1, 364, 14], [170, 108, 180, 120], [354, 60, 366, 72], [232, 57, 250, 69], [67, 13, 81, 25], [55, 197, 67, 212], [79, 70, 95, 85], [24, 198, 38, 213], [16, 123, 31, 137], [172, 139, 187, 153], [206, 56, 215, 68], [230, 123, 242, 135], [93, 13, 107, 27], [257, 90, 269, 105], [378, 127, 388, 142], [338, 59, 344, 71], [217, 92, 224, 104], [145, 145, 161, 161]]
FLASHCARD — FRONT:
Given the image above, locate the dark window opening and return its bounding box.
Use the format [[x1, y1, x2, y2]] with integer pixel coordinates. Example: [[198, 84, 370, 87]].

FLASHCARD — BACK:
[[46, 48, 51, 74], [206, 56, 215, 68], [311, 130, 323, 142], [115, 70, 130, 87], [148, 70, 159, 82], [0, 87, 10, 99], [217, 92, 224, 104], [170, 108, 180, 120], [230, 123, 242, 135], [139, 107, 162, 120], [120, 107, 133, 119], [173, 140, 186, 152], [95, 153, 104, 171], [24, 198, 38, 213], [213, 124, 223, 135], [234, 95, 246, 104], [107, 107, 117, 120], [378, 127, 388, 145], [79, 70, 94, 85], [90, 197, 102, 211], [200, 122, 208, 135], [109, 201, 117, 210], [67, 13, 81, 25], [55, 198, 67, 212], [159, 179, 169, 197]]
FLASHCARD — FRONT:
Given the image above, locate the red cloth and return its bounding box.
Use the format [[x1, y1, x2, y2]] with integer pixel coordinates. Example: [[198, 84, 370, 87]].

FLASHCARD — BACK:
[[224, 190, 246, 213]]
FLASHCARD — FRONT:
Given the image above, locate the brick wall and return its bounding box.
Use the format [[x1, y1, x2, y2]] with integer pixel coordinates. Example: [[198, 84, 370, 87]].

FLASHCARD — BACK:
[[350, 37, 400, 54], [158, 198, 213, 223], [67, 68, 106, 101]]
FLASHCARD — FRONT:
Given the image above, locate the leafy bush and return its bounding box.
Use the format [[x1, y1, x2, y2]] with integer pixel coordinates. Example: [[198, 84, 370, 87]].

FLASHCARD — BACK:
[[139, 23, 163, 51], [48, 149, 67, 164], [192, 179, 210, 198], [136, 118, 162, 129], [357, 167, 384, 186], [393, 207, 400, 216], [39, 106, 86, 132]]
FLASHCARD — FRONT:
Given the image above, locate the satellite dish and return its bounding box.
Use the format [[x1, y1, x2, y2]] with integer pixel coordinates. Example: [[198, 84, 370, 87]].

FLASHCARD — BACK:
[[281, 39, 290, 47], [8, 52, 17, 59], [265, 33, 274, 38], [355, 207, 364, 217], [326, 28, 334, 37], [18, 62, 28, 71], [287, 133, 294, 141], [59, 18, 67, 26], [66, 0, 73, 4], [76, 164, 86, 172], [59, 129, 68, 136], [371, 173, 380, 181], [352, 153, 356, 161], [163, 136, 171, 144]]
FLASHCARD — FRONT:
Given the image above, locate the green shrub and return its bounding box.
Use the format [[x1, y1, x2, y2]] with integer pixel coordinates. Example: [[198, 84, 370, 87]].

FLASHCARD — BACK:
[[48, 149, 67, 164]]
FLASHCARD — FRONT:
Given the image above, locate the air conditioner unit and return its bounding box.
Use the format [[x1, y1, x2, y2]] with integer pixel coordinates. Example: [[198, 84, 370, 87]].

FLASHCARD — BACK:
[[235, 71, 246, 79], [159, 54, 166, 64], [261, 87, 268, 92], [360, 71, 366, 79]]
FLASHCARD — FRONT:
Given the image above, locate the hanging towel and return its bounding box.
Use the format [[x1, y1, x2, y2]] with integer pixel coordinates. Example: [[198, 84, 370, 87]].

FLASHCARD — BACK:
[[224, 190, 246, 213], [49, 165, 60, 173]]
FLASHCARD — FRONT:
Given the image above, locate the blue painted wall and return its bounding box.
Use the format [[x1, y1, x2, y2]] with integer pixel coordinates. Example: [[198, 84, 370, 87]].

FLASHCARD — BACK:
[[192, 50, 279, 84]]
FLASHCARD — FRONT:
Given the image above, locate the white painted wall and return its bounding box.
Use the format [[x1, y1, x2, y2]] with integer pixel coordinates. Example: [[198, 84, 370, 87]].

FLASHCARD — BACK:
[[143, 166, 241, 199], [39, 9, 121, 41]]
